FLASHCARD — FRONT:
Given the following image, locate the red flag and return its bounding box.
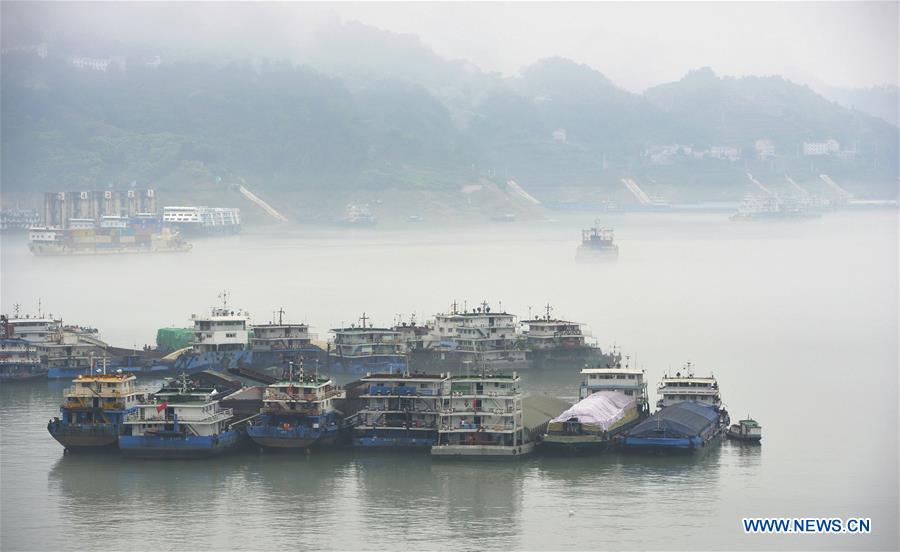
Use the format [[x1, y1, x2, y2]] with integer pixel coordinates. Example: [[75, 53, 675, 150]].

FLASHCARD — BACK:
[[156, 401, 168, 413]]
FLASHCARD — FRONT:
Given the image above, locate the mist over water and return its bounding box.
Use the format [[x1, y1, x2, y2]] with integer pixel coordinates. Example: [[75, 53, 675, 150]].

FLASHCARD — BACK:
[[1, 211, 897, 550]]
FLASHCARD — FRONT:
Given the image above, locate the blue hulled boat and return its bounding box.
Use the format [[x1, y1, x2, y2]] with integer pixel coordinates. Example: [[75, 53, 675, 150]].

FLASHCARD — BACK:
[[48, 371, 144, 450], [119, 374, 239, 459], [246, 365, 346, 450], [623, 401, 728, 452]]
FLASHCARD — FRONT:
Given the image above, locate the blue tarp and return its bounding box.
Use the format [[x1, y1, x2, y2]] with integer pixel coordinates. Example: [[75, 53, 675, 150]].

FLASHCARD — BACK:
[[628, 401, 719, 439]]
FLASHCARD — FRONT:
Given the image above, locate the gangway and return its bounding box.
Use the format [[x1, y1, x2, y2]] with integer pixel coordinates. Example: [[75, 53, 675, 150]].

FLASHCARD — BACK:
[[819, 174, 853, 200], [746, 173, 774, 196], [785, 176, 809, 197], [621, 178, 652, 205], [238, 180, 289, 222]]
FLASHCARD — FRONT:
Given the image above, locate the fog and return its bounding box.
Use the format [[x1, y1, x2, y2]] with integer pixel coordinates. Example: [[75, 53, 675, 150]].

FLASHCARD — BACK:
[[3, 1, 897, 90]]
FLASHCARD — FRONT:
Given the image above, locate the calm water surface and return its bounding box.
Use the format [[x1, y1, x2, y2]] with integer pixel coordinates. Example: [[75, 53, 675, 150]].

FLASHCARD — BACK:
[[1, 211, 897, 550]]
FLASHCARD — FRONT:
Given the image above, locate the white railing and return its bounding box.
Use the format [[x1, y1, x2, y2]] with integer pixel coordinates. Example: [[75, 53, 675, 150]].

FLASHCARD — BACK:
[[126, 408, 232, 424]]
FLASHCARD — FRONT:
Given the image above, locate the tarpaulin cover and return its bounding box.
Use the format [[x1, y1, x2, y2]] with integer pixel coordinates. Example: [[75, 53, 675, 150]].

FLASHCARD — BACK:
[[550, 391, 636, 431], [628, 401, 719, 439]]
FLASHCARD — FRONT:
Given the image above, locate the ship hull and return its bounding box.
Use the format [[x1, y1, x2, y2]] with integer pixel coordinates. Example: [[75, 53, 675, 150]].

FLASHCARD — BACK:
[[528, 347, 615, 368], [353, 434, 437, 448], [49, 432, 119, 449], [726, 429, 762, 443], [624, 429, 723, 454], [246, 427, 342, 450], [29, 244, 191, 256], [0, 365, 48, 381], [431, 442, 535, 458], [174, 350, 254, 373], [327, 356, 406, 374], [118, 431, 239, 459], [408, 351, 532, 372]]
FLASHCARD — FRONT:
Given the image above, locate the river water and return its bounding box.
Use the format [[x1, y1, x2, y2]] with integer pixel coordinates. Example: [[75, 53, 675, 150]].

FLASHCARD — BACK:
[[1, 211, 897, 550]]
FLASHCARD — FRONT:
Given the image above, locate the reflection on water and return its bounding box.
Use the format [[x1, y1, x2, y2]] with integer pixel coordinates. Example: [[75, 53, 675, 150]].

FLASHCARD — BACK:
[[2, 212, 898, 550]]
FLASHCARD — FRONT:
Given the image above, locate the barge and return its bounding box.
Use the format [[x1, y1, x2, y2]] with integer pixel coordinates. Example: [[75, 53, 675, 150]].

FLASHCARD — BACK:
[[623, 401, 728, 452], [541, 391, 641, 453]]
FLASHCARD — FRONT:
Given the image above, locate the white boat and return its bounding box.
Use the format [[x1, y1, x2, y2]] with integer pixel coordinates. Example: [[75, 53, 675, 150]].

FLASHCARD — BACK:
[[579, 354, 649, 416], [120, 374, 238, 458], [656, 361, 722, 409], [432, 372, 531, 457]]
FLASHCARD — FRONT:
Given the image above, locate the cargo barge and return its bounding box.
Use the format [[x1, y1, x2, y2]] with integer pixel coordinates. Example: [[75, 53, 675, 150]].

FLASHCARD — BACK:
[[623, 401, 728, 452], [541, 391, 642, 453], [28, 215, 190, 256]]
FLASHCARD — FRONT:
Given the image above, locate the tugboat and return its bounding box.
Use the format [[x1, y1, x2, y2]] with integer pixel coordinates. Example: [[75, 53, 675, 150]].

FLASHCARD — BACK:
[[119, 373, 239, 458], [727, 417, 762, 443], [246, 362, 346, 450], [48, 363, 145, 450], [576, 222, 619, 260]]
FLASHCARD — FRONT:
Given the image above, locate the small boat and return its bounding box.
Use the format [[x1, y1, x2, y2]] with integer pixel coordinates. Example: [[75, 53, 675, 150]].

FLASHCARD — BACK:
[[727, 417, 762, 443], [576, 223, 619, 260]]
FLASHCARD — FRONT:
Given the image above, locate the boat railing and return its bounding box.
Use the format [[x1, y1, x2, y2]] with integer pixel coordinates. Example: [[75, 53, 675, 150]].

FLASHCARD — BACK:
[[125, 408, 233, 424], [263, 389, 342, 402]]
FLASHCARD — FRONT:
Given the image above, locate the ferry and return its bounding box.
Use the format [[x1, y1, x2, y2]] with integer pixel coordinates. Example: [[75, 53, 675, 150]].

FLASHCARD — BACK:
[[623, 401, 728, 452], [520, 304, 612, 367], [579, 354, 649, 416], [420, 302, 530, 372], [576, 222, 619, 260], [0, 337, 44, 381], [328, 314, 406, 373], [246, 363, 346, 449], [432, 372, 531, 457], [541, 391, 641, 453], [119, 374, 239, 458], [727, 417, 762, 443], [47, 368, 144, 450], [352, 372, 447, 448], [173, 294, 253, 373], [656, 362, 722, 409]]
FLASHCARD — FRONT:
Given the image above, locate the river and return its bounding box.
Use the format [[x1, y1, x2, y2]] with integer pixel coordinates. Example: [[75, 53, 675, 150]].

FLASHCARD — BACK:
[[1, 210, 897, 550]]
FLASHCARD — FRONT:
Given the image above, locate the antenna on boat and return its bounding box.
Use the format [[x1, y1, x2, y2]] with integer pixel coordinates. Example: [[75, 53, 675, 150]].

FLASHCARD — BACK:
[[276, 307, 285, 325], [13, 303, 20, 318], [359, 312, 369, 329], [218, 290, 229, 309], [544, 302, 552, 320]]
